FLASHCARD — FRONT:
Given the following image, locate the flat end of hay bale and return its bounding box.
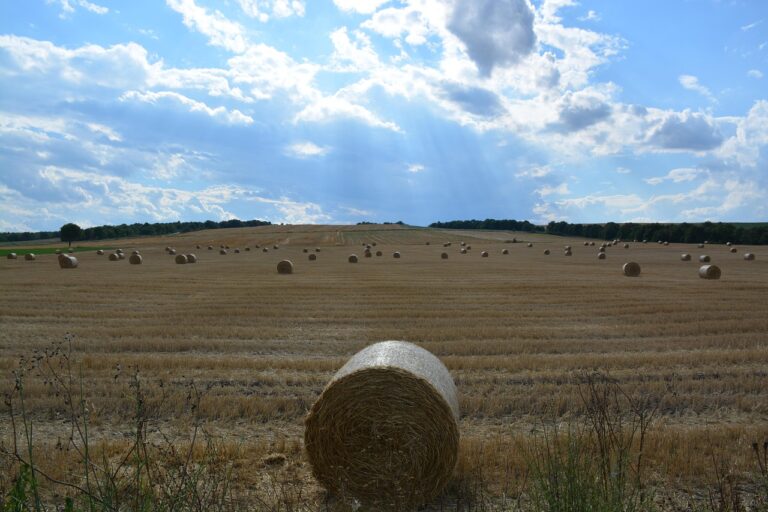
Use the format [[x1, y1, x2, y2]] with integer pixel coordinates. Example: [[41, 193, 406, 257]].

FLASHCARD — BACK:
[[699, 264, 721, 280], [348, 254, 359, 263], [277, 259, 294, 274], [622, 262, 641, 277]]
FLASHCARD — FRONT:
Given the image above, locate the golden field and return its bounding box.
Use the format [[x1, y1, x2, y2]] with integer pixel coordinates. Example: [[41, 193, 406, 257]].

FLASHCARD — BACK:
[[1, 223, 767, 508]]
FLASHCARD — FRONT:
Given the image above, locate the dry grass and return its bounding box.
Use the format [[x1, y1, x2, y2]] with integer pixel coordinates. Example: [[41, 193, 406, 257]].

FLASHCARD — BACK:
[[1, 224, 767, 507]]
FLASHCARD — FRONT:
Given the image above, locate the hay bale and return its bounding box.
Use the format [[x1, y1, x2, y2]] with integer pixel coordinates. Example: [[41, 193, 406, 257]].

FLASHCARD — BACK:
[[315, 248, 321, 252], [527, 243, 533, 248], [729, 247, 737, 253], [426, 242, 431, 245], [263, 248, 268, 253], [309, 253, 317, 261], [372, 242, 377, 246], [481, 251, 489, 257], [393, 251, 401, 258], [208, 246, 213, 250], [623, 244, 629, 249], [186, 254, 198, 263], [699, 265, 721, 280], [108, 253, 119, 261], [726, 242, 732, 247], [744, 253, 755, 261], [277, 260, 294, 274], [175, 254, 188, 264], [466, 245, 472, 250], [364, 250, 372, 258], [460, 248, 467, 254], [664, 241, 669, 246], [443, 243, 451, 248], [699, 255, 710, 263], [220, 249, 227, 255], [245, 247, 251, 251], [24, 253, 35, 261], [564, 249, 572, 256], [168, 249, 177, 255], [305, 341, 459, 508], [564, 245, 571, 250], [58, 254, 78, 269], [376, 251, 383, 257], [196, 245, 201, 249], [129, 254, 142, 265], [6, 253, 17, 259], [598, 246, 606, 253], [460, 242, 466, 247], [544, 249, 550, 255], [583, 241, 589, 246], [303, 248, 309, 253], [502, 249, 509, 255], [622, 262, 641, 277], [234, 248, 240, 253], [225, 245, 230, 249], [681, 254, 692, 261], [698, 244, 704, 249], [165, 246, 171, 252], [273, 245, 279, 250], [441, 252, 449, 259], [589, 241, 595, 246], [349, 254, 359, 263], [118, 253, 126, 260], [598, 253, 606, 260], [97, 249, 104, 255]]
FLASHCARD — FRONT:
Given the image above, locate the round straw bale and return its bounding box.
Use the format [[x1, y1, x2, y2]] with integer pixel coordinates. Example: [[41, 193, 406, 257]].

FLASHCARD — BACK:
[[208, 246, 213, 250], [196, 245, 201, 249], [598, 252, 606, 260], [273, 245, 279, 250], [303, 248, 309, 253], [262, 248, 268, 253], [426, 242, 430, 245], [175, 254, 188, 264], [564, 249, 572, 256], [220, 245, 225, 249], [226, 245, 230, 249], [642, 240, 647, 244], [699, 265, 721, 280], [348, 254, 359, 263], [744, 253, 755, 261], [393, 251, 401, 258], [583, 241, 589, 246], [186, 254, 197, 263], [502, 249, 509, 255], [623, 244, 629, 249], [25, 253, 35, 261], [364, 250, 372, 258], [726, 242, 732, 247], [168, 249, 176, 255], [7, 253, 17, 259], [461, 242, 466, 246], [681, 254, 692, 261], [277, 260, 294, 274], [590, 241, 595, 246], [108, 253, 119, 261], [97, 249, 104, 255], [564, 245, 571, 250], [305, 341, 459, 508], [481, 251, 489, 257], [366, 245, 372, 250], [219, 249, 227, 255], [255, 244, 260, 249], [58, 254, 78, 269], [704, 240, 709, 244], [622, 262, 641, 277], [598, 246, 606, 253], [527, 243, 533, 248], [729, 247, 737, 253], [245, 247, 250, 251], [234, 248, 240, 253], [372, 242, 377, 246], [698, 243, 704, 248], [376, 250, 382, 256], [699, 255, 710, 263], [118, 252, 126, 260], [165, 246, 171, 252], [544, 249, 550, 255], [315, 248, 321, 252], [116, 248, 123, 254], [466, 245, 472, 250], [441, 252, 449, 259], [664, 241, 669, 246], [461, 248, 467, 254], [444, 242, 452, 247], [309, 253, 317, 261], [129, 254, 142, 265]]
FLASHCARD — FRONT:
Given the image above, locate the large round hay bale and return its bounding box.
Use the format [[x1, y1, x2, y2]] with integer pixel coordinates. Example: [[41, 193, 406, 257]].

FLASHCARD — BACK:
[[196, 245, 201, 250], [589, 241, 595, 246], [699, 265, 721, 280], [263, 248, 268, 253], [24, 253, 35, 261], [681, 254, 692, 261], [744, 253, 755, 261], [58, 254, 78, 269], [376, 250, 383, 257], [273, 245, 279, 250], [372, 242, 377, 247], [393, 251, 401, 259], [165, 246, 172, 252], [245, 247, 251, 251], [364, 250, 372, 258], [564, 245, 571, 250], [699, 255, 710, 263], [309, 253, 317, 261], [729, 247, 737, 253], [305, 341, 459, 508], [108, 253, 119, 261], [443, 242, 451, 247], [277, 260, 294, 274], [598, 246, 606, 253], [622, 262, 641, 277], [664, 241, 669, 246], [441, 252, 449, 259], [502, 248, 509, 255], [315, 248, 321, 253], [583, 241, 589, 246], [186, 254, 198, 263], [466, 245, 472, 250], [97, 249, 104, 255], [129, 253, 142, 265], [623, 244, 629, 249], [544, 249, 550, 255], [220, 249, 227, 255], [598, 252, 606, 260], [481, 251, 489, 258], [460, 248, 467, 254], [348, 254, 359, 263], [7, 253, 17, 259], [175, 254, 188, 264]]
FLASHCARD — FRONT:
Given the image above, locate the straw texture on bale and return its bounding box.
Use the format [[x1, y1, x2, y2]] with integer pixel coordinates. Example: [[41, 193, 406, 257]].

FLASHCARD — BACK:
[[277, 260, 294, 274], [744, 253, 755, 261], [262, 248, 268, 252], [175, 254, 188, 264], [128, 254, 142, 265], [481, 251, 489, 258], [699, 255, 710, 263], [58, 255, 78, 269], [348, 254, 359, 263], [108, 253, 119, 261], [599, 246, 606, 253], [273, 245, 279, 250], [441, 252, 448, 259], [308, 253, 317, 261], [305, 341, 459, 509], [393, 252, 401, 258], [598, 253, 606, 260], [681, 254, 692, 261], [186, 254, 198, 263], [97, 250, 104, 255], [699, 265, 721, 280], [7, 253, 17, 259], [623, 262, 641, 277], [25, 253, 35, 261], [583, 242, 589, 246]]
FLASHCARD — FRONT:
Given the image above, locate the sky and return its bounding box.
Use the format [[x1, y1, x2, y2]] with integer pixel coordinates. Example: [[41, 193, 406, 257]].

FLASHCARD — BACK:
[[0, 0, 767, 231]]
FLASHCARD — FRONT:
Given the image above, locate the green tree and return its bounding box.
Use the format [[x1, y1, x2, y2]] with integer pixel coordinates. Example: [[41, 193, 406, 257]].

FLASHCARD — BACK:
[[60, 223, 82, 248]]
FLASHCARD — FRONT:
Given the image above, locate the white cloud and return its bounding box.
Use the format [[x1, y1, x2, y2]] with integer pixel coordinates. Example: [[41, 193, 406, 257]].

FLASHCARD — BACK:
[[286, 141, 331, 158], [330, 27, 380, 72], [679, 74, 716, 102], [333, 0, 391, 14], [227, 44, 320, 101], [536, 182, 570, 197], [407, 163, 425, 173], [120, 90, 254, 125], [748, 69, 763, 79], [717, 100, 768, 167], [237, 0, 305, 21], [251, 196, 332, 224], [166, 0, 248, 53], [578, 10, 600, 22], [644, 167, 703, 185], [47, 0, 108, 17], [741, 20, 763, 32], [295, 95, 401, 132], [616, 167, 631, 174], [516, 166, 552, 178]]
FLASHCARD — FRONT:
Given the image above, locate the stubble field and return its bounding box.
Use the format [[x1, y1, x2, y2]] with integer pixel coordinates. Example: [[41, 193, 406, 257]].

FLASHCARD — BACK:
[[1, 223, 767, 508]]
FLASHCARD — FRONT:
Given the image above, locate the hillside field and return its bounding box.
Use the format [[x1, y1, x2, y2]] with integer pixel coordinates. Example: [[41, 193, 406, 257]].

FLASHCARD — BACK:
[[1, 223, 766, 508]]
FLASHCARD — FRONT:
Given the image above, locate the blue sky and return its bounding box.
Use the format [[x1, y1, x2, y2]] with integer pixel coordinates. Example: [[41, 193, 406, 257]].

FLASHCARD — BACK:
[[0, 0, 766, 231]]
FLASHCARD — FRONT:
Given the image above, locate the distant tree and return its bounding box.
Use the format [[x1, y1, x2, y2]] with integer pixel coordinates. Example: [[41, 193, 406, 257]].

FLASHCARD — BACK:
[[60, 223, 82, 247]]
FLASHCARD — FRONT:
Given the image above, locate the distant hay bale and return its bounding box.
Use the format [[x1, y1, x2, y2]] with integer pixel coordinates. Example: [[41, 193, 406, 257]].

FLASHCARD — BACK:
[[315, 248, 321, 252], [704, 241, 709, 245], [165, 246, 172, 252], [744, 253, 755, 261], [55, 249, 61, 254], [441, 252, 449, 259], [698, 244, 704, 248], [234, 249, 240, 253], [196, 245, 201, 249], [726, 242, 732, 247], [364, 250, 372, 258], [622, 262, 641, 277], [589, 242, 595, 246], [220, 245, 225, 249], [376, 251, 382, 257], [58, 254, 78, 269], [393, 251, 401, 259], [564, 245, 571, 250], [598, 253, 606, 260], [97, 250, 104, 255], [117, 253, 126, 260], [372, 242, 377, 246], [460, 242, 466, 247], [277, 260, 294, 274], [303, 248, 309, 253], [466, 245, 472, 250], [564, 249, 572, 256], [225, 246, 230, 249], [544, 249, 550, 255], [220, 249, 227, 255], [502, 249, 509, 255], [664, 242, 669, 246], [175, 254, 188, 264], [309, 253, 317, 261], [273, 245, 279, 250], [460, 249, 467, 254], [186, 254, 198, 263], [245, 247, 251, 251], [348, 254, 359, 263], [527, 243, 533, 248], [729, 247, 737, 253], [598, 247, 606, 253], [304, 341, 459, 509], [481, 251, 489, 257], [263, 248, 268, 253], [255, 245, 261, 249], [426, 242, 431, 245], [208, 246, 213, 250], [168, 249, 176, 255], [583, 242, 589, 246], [643, 240, 648, 244], [129, 254, 142, 265], [699, 255, 710, 263], [366, 244, 372, 250], [109, 253, 119, 261], [25, 253, 35, 261], [7, 253, 17, 259], [443, 243, 451, 248], [623, 244, 629, 249], [698, 265, 721, 280], [681, 254, 692, 261]]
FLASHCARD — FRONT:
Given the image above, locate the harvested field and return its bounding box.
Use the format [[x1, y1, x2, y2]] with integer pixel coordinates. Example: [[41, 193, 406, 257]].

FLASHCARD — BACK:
[[1, 223, 767, 507]]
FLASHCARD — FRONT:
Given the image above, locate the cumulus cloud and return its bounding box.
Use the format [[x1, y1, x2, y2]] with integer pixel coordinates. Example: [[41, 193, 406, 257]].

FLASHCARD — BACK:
[[442, 84, 504, 117], [166, 0, 248, 53], [330, 27, 380, 72], [237, 0, 305, 22], [407, 163, 425, 173], [679, 74, 715, 102], [646, 111, 723, 151], [294, 95, 401, 132], [644, 168, 703, 185], [120, 91, 254, 125], [285, 141, 331, 158], [448, 0, 536, 76], [47, 0, 109, 17], [333, 0, 391, 14], [748, 69, 763, 79], [550, 89, 612, 132]]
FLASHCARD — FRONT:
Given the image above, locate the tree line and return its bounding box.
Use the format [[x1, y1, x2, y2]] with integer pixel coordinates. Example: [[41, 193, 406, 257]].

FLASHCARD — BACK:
[[0, 219, 271, 244], [430, 219, 768, 245]]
